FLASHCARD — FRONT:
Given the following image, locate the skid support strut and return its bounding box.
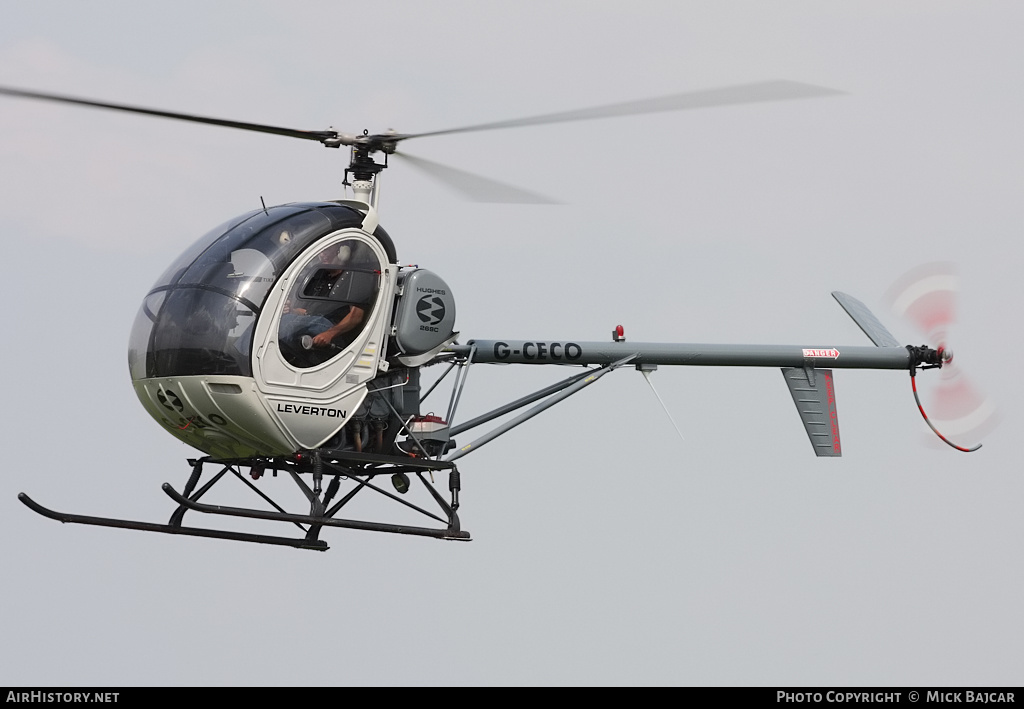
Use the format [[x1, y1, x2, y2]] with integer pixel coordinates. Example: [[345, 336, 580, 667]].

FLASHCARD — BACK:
[[19, 450, 470, 551]]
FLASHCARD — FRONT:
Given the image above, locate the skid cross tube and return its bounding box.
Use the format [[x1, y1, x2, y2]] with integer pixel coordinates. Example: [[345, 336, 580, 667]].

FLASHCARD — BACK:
[[168, 460, 228, 528], [316, 460, 452, 525]]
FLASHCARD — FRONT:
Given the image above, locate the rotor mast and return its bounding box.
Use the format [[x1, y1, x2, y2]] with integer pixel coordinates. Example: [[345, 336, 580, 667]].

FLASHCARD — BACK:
[[331, 130, 399, 210]]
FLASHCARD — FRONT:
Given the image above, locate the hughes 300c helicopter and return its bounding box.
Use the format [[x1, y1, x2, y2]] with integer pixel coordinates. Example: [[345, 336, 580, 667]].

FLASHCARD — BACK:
[[3, 82, 982, 551]]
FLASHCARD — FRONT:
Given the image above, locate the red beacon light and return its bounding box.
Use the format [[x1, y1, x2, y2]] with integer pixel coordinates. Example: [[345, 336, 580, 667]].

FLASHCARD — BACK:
[[612, 325, 625, 342]]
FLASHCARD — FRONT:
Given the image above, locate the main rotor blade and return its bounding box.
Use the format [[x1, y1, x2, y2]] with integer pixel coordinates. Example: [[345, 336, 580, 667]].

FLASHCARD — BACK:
[[0, 85, 339, 143], [395, 80, 844, 142], [394, 151, 559, 204]]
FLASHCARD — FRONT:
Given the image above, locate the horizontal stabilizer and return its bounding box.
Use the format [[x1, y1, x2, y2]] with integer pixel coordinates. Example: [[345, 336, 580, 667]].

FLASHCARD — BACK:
[[781, 367, 841, 457], [832, 291, 901, 348]]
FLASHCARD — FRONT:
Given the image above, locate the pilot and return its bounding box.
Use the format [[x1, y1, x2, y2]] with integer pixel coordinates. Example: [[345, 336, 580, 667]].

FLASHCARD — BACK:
[[278, 242, 373, 363], [302, 243, 367, 348]]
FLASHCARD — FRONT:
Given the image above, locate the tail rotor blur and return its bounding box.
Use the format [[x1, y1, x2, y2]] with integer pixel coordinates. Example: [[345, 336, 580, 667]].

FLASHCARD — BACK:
[[885, 262, 997, 447]]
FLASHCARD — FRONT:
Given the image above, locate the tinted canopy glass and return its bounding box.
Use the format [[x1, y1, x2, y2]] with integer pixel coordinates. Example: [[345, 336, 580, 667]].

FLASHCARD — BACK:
[[128, 203, 378, 379], [276, 239, 383, 369]]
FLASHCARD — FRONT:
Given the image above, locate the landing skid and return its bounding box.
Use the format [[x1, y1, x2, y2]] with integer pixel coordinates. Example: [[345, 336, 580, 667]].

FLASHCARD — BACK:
[[19, 450, 470, 551]]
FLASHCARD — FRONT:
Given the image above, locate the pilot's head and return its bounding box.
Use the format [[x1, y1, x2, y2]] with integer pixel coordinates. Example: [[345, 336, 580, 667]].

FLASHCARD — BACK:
[[318, 243, 353, 266]]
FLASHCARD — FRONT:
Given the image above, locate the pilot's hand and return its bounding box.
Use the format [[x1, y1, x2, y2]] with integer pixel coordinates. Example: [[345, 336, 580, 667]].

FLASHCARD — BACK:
[[312, 331, 334, 348]]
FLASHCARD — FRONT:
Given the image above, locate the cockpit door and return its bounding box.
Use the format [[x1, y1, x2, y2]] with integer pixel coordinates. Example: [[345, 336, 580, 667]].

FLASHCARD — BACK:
[[251, 230, 396, 449]]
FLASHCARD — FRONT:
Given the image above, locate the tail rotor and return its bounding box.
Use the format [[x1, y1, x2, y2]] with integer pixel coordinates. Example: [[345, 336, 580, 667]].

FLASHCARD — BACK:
[[885, 262, 997, 448]]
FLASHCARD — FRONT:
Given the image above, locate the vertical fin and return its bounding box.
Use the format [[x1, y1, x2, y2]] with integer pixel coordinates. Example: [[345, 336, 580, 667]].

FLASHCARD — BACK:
[[781, 367, 842, 457], [832, 291, 901, 348]]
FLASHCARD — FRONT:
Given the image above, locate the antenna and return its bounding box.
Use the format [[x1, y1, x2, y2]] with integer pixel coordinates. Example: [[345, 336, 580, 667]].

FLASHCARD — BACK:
[[637, 363, 686, 443]]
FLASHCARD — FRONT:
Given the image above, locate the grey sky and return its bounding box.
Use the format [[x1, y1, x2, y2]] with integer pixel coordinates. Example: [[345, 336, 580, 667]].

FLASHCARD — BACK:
[[1, 1, 1021, 686]]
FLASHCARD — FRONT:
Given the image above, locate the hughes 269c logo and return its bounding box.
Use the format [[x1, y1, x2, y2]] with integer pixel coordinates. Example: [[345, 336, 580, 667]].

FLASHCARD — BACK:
[[416, 295, 447, 331]]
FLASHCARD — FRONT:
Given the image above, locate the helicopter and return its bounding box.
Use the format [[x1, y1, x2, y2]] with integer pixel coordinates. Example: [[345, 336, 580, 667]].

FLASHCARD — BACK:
[[1, 81, 983, 552]]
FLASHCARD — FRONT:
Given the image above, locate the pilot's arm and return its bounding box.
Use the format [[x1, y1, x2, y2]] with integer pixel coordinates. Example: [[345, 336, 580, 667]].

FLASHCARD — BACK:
[[312, 306, 366, 348]]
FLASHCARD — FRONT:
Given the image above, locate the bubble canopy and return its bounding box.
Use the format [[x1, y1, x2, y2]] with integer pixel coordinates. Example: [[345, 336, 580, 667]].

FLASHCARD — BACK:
[[128, 203, 396, 380]]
